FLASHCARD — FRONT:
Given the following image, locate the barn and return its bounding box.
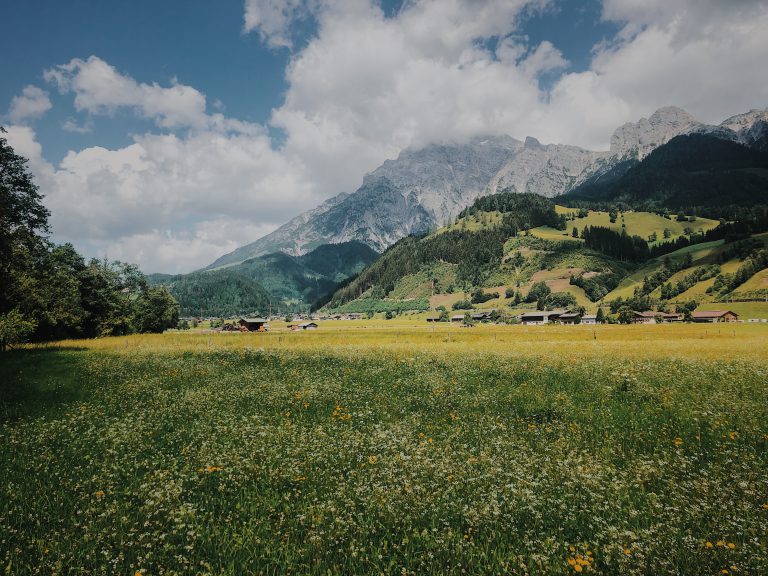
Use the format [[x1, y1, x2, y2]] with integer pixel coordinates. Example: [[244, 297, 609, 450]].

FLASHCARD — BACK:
[[238, 317, 269, 331], [691, 310, 739, 323]]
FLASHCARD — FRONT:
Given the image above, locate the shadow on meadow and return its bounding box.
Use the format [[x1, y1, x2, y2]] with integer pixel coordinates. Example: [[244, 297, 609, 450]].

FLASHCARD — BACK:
[[0, 347, 90, 421]]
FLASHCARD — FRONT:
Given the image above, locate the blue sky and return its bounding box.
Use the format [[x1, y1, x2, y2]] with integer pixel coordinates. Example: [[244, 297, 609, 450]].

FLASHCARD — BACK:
[[2, 0, 616, 162], [2, 0, 767, 273]]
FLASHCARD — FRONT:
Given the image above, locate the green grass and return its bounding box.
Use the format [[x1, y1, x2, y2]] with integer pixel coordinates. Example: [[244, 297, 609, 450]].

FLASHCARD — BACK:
[[1, 332, 767, 575]]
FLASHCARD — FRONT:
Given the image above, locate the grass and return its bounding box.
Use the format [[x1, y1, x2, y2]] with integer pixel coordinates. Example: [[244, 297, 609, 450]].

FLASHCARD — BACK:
[[2, 326, 768, 575]]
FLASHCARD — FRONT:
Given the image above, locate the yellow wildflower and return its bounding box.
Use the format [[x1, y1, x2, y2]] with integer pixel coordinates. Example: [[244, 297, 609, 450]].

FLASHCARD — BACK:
[[673, 437, 684, 447], [705, 542, 714, 549], [727, 542, 735, 550], [623, 548, 631, 555], [368, 455, 378, 465]]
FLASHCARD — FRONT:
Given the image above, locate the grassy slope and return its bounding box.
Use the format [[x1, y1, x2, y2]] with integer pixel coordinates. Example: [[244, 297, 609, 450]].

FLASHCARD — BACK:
[[532, 209, 719, 244]]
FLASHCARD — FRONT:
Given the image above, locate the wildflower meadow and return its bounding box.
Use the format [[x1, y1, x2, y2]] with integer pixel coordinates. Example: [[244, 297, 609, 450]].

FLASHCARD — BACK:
[[1, 324, 767, 574]]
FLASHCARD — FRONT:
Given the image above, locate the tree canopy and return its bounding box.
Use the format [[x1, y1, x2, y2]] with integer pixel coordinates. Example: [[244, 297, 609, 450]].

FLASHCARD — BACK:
[[0, 129, 179, 350]]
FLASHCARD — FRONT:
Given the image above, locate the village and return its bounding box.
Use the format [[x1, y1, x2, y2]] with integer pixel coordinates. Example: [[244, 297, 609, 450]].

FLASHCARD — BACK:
[[174, 308, 759, 333]]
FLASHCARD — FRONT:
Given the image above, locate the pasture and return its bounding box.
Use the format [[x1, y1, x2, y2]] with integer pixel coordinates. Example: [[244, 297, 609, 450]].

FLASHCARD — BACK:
[[1, 324, 767, 575]]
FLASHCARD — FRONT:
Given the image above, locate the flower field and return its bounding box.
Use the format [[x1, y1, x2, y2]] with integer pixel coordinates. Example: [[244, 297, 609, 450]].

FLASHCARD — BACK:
[[1, 325, 767, 575]]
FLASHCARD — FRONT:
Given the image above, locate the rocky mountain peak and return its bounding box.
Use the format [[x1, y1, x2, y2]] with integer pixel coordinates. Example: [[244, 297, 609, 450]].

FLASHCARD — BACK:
[[719, 108, 768, 133], [610, 106, 702, 159]]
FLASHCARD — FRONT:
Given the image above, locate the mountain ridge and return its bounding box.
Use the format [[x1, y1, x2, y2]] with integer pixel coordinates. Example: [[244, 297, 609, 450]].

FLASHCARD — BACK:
[[207, 106, 768, 268]]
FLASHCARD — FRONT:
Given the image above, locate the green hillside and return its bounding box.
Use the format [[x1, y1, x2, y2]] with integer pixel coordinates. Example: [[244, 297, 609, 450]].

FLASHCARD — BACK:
[[147, 269, 272, 317], [151, 241, 379, 316], [322, 192, 768, 318]]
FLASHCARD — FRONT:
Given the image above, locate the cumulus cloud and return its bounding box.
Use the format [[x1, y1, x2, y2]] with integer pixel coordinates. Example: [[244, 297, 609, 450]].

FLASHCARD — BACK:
[[244, 0, 321, 48], [6, 0, 768, 273], [8, 85, 52, 124]]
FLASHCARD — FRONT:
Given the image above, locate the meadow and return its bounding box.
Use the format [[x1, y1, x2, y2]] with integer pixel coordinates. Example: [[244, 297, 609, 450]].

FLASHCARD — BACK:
[[1, 324, 767, 575]]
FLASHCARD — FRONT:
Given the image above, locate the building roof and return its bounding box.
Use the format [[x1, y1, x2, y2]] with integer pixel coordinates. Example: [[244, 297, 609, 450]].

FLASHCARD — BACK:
[[582, 315, 597, 320], [632, 311, 658, 318], [558, 312, 581, 319], [298, 322, 318, 327], [240, 317, 267, 323], [692, 310, 738, 318], [520, 310, 564, 319]]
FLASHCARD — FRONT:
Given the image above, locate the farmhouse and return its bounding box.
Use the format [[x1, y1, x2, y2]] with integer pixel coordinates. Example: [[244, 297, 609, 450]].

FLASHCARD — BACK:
[[238, 317, 268, 331], [691, 310, 739, 323], [451, 314, 466, 322], [471, 312, 493, 322], [425, 315, 440, 322], [581, 315, 597, 325], [519, 310, 564, 325], [632, 311, 683, 324], [298, 322, 318, 330], [557, 312, 581, 325]]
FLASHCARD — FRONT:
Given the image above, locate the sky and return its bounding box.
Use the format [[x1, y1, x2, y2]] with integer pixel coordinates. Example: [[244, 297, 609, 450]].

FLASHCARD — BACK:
[[2, 0, 768, 274]]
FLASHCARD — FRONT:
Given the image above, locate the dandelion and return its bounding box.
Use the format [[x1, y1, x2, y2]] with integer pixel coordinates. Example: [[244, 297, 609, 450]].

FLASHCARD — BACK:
[[706, 542, 714, 549], [717, 540, 725, 547], [727, 543, 735, 550], [368, 455, 378, 465], [729, 431, 738, 440], [623, 548, 632, 555], [673, 437, 684, 447]]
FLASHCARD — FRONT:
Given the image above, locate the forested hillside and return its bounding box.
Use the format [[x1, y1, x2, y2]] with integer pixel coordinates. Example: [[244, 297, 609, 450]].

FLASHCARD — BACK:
[[320, 189, 768, 319], [566, 134, 768, 210], [150, 241, 379, 315]]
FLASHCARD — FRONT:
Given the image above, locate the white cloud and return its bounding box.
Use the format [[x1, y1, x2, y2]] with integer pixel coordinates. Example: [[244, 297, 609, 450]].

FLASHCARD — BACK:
[[6, 0, 768, 274], [45, 56, 215, 131], [243, 0, 321, 48], [8, 85, 52, 124], [101, 219, 280, 274]]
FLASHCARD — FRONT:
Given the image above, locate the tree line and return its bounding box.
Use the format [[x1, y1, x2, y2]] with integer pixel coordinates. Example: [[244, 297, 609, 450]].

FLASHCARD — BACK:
[[0, 129, 179, 350]]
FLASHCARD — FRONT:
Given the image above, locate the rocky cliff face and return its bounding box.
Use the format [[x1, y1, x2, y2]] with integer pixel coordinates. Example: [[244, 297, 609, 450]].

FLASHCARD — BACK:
[[207, 106, 768, 267]]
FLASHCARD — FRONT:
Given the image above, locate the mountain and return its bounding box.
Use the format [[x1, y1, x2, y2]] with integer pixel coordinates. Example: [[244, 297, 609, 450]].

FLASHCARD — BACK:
[[150, 241, 379, 315], [210, 107, 768, 267], [565, 133, 768, 209], [319, 190, 768, 316], [147, 268, 273, 317]]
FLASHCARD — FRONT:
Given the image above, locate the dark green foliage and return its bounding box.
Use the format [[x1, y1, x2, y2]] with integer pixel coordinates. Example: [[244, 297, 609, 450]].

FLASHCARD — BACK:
[[525, 281, 551, 304], [0, 132, 178, 345], [154, 242, 379, 315], [610, 294, 655, 313], [582, 226, 650, 262], [452, 299, 473, 310], [708, 248, 768, 298], [148, 269, 272, 317], [616, 305, 634, 324], [470, 289, 498, 304], [542, 291, 577, 311], [458, 192, 562, 230], [570, 272, 623, 302], [658, 264, 720, 301], [595, 308, 606, 323], [638, 254, 693, 296], [566, 134, 768, 210]]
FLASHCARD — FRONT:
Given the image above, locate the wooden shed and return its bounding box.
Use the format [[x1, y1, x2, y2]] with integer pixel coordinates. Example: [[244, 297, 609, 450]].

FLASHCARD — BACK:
[[238, 317, 268, 331]]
